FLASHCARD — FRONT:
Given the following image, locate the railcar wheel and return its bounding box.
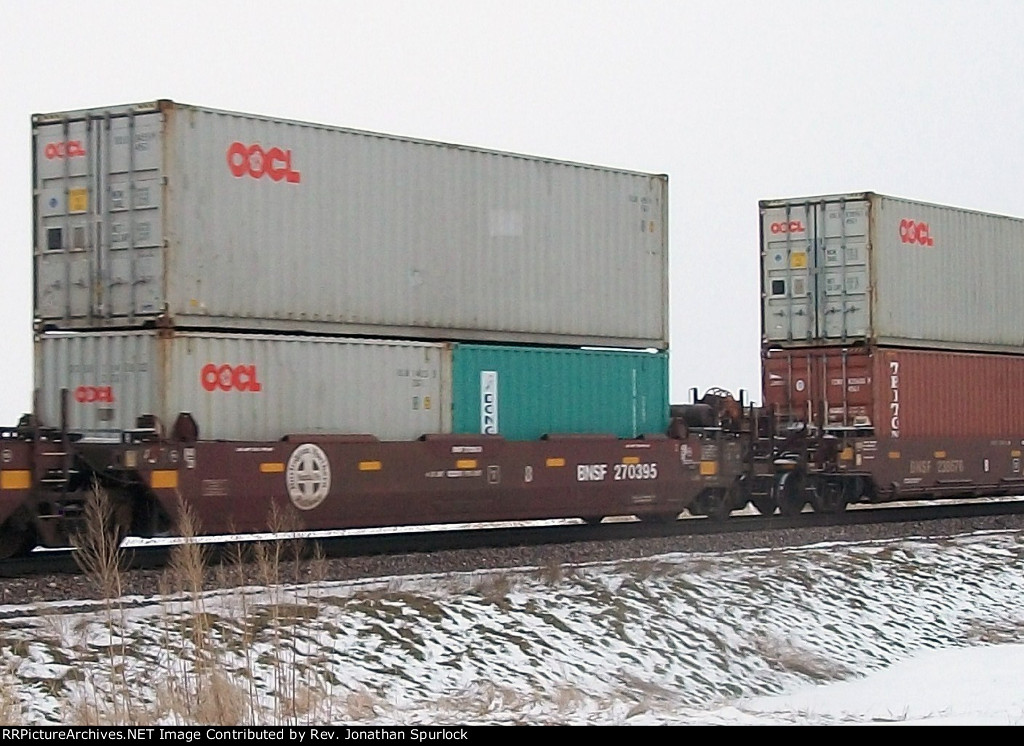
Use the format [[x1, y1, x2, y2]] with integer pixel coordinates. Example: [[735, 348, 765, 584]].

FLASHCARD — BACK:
[[775, 472, 806, 517], [747, 475, 776, 515], [750, 494, 777, 516], [693, 489, 732, 521], [0, 513, 36, 560], [810, 479, 847, 514]]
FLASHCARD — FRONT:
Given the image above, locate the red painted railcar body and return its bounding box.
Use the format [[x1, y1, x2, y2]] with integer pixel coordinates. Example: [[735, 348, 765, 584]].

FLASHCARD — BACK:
[[108, 434, 710, 533]]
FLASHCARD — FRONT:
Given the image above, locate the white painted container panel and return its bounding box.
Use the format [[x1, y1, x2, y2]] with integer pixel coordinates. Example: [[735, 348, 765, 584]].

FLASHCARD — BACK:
[[35, 331, 449, 441], [761, 192, 1024, 352], [34, 101, 668, 348]]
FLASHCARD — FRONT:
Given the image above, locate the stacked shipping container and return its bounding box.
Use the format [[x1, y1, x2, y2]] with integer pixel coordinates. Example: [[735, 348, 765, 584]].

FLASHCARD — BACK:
[[33, 100, 670, 440], [760, 192, 1024, 440], [761, 192, 1024, 352], [36, 332, 669, 441], [33, 100, 667, 347]]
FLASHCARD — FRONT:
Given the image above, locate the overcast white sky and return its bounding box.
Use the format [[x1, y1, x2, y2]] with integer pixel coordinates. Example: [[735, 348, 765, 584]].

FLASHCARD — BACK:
[[3, 1, 1024, 423]]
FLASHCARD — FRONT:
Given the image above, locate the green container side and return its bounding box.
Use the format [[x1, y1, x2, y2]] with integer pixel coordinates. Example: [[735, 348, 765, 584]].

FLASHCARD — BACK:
[[451, 344, 669, 440]]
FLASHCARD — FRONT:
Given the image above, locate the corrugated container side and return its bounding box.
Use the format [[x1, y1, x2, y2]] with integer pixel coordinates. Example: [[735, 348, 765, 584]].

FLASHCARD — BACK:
[[763, 346, 1024, 438], [34, 100, 668, 348], [873, 195, 1024, 350], [450, 344, 669, 440], [761, 192, 1024, 353], [35, 331, 449, 441]]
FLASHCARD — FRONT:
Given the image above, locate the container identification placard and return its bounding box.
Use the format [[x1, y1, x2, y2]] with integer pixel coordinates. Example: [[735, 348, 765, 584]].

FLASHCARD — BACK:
[[480, 371, 498, 434]]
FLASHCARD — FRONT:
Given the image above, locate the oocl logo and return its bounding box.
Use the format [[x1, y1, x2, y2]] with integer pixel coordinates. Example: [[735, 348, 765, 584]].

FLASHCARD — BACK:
[[226, 142, 301, 183], [899, 219, 934, 246], [200, 364, 263, 393], [769, 220, 806, 234], [45, 140, 86, 160], [74, 385, 114, 403]]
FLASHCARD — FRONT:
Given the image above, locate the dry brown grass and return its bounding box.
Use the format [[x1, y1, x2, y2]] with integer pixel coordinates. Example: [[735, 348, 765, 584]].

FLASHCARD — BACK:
[[0, 673, 22, 725], [754, 635, 852, 682], [20, 496, 347, 725], [553, 684, 585, 713], [966, 618, 1024, 645], [193, 669, 249, 726], [343, 688, 381, 721], [473, 571, 515, 603], [70, 482, 134, 724], [535, 558, 574, 585], [153, 497, 261, 725], [166, 495, 208, 599], [72, 481, 127, 600]]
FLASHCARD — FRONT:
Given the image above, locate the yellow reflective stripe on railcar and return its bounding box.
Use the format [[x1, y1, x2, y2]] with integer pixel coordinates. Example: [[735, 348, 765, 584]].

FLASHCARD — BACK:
[[149, 470, 179, 489], [0, 470, 31, 490]]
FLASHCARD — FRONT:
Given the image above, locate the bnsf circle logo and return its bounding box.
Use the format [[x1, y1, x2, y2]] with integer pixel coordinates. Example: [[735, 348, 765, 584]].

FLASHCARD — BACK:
[[45, 140, 86, 160], [200, 363, 263, 392], [226, 142, 301, 183], [899, 219, 934, 246], [286, 443, 331, 511], [769, 220, 805, 234]]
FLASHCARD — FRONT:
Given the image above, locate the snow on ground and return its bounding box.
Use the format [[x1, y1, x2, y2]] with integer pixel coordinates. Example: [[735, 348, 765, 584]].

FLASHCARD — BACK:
[[739, 644, 1024, 725], [1, 529, 1023, 725]]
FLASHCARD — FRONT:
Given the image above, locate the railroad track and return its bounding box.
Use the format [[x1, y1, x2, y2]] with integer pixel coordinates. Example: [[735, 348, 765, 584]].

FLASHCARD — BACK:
[[4, 497, 1024, 581]]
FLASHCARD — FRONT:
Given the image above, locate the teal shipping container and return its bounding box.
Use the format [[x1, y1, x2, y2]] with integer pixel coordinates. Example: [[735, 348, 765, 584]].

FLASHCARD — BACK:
[[450, 344, 669, 440]]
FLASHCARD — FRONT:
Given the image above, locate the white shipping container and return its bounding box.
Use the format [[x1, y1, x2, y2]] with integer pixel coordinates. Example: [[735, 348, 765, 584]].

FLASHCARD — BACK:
[[35, 331, 450, 441], [34, 100, 668, 348], [761, 192, 1024, 352]]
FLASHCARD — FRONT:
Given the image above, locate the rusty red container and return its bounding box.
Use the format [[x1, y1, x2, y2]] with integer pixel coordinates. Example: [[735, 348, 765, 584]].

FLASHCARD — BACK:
[[763, 346, 1024, 439]]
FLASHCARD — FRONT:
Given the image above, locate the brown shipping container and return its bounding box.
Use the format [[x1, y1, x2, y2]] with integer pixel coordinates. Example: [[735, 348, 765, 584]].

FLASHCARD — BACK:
[[763, 346, 1024, 439]]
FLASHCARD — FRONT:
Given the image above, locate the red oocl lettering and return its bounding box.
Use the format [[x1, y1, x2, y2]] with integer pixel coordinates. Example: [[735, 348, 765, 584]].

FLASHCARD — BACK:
[[226, 142, 301, 183], [200, 364, 263, 393], [769, 220, 806, 234], [74, 385, 114, 403], [899, 219, 934, 246], [44, 140, 86, 160]]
